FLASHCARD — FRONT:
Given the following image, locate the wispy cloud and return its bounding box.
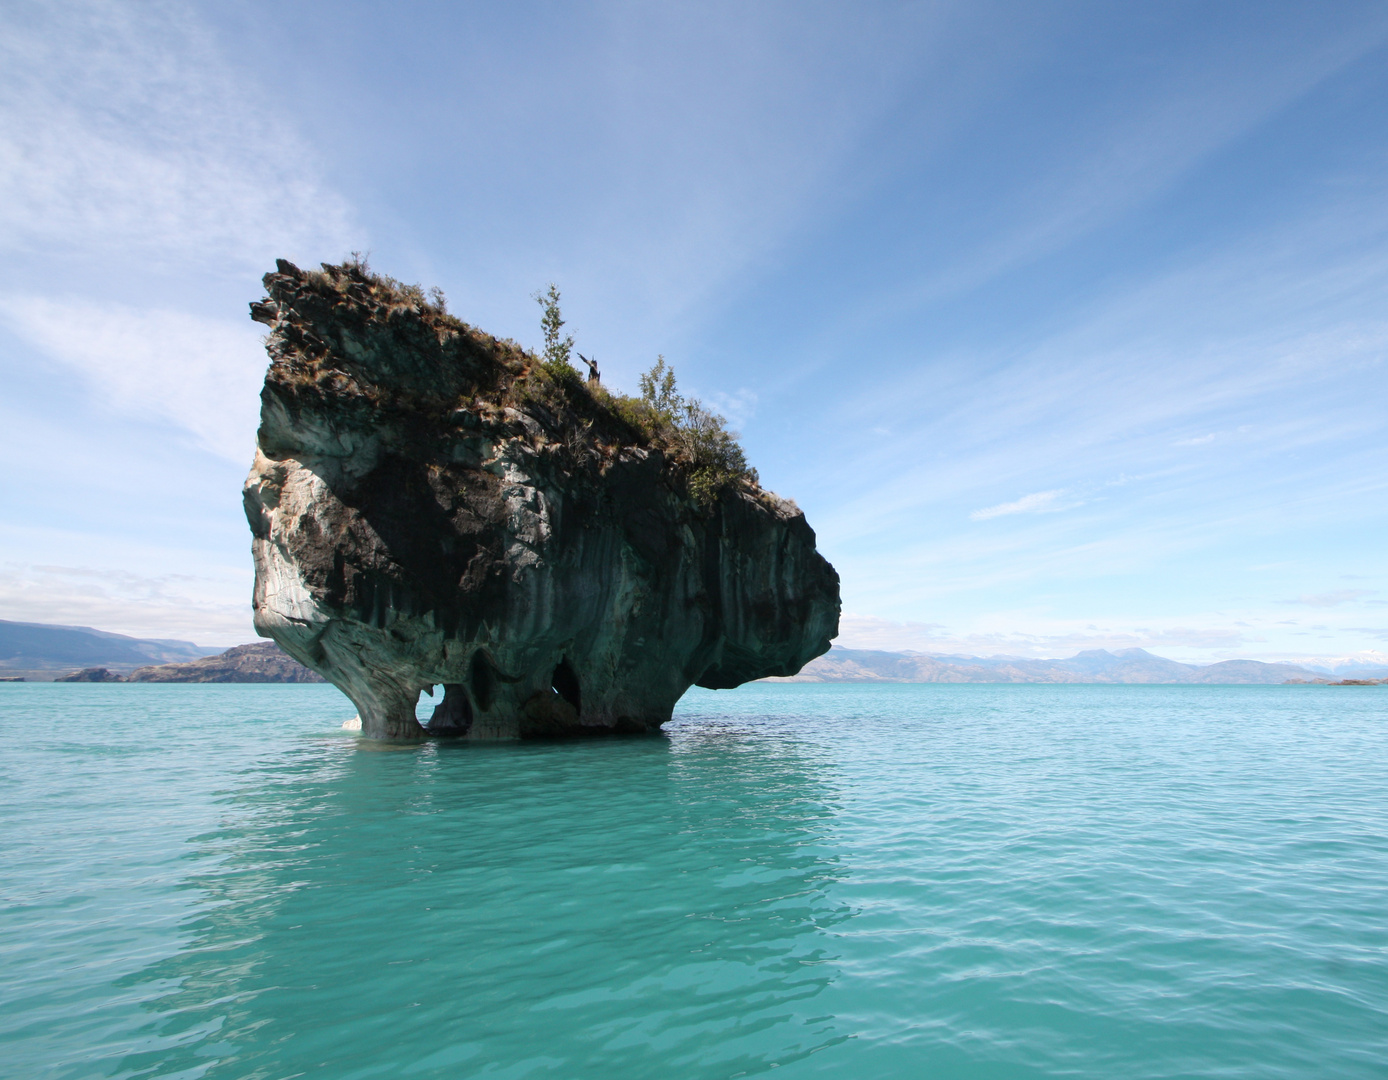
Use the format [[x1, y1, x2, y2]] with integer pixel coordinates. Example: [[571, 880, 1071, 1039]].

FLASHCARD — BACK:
[[1282, 589, 1375, 607], [705, 387, 759, 428], [0, 560, 252, 644], [0, 2, 354, 471], [860, 15, 1388, 317], [1173, 425, 1251, 447], [0, 297, 266, 463], [0, 0, 355, 266], [970, 489, 1073, 521]]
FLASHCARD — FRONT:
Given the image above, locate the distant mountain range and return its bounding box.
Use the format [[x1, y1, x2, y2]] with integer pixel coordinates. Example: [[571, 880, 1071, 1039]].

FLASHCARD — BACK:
[[3, 619, 1383, 686], [0, 619, 221, 673], [778, 647, 1379, 684]]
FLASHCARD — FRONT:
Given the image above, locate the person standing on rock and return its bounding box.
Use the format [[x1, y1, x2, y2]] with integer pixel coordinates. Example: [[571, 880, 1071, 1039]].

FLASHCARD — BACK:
[[579, 353, 600, 385]]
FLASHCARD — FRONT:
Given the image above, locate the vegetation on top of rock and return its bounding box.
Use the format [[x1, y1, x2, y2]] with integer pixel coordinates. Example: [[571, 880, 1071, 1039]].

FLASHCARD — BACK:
[[626, 356, 757, 506], [534, 283, 579, 385], [529, 283, 758, 506], [264, 256, 761, 510]]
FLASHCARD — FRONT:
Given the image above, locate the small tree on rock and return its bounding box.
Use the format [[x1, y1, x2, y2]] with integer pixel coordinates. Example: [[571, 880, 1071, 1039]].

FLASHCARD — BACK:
[[534, 283, 575, 378], [634, 356, 757, 505], [638, 355, 682, 421]]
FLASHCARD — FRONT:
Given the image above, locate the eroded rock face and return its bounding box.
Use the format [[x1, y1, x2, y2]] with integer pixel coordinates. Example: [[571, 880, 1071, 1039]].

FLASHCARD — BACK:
[[244, 260, 840, 739]]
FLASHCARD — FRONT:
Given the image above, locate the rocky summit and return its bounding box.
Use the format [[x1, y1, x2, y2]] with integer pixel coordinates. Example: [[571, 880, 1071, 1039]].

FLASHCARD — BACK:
[[244, 259, 840, 739]]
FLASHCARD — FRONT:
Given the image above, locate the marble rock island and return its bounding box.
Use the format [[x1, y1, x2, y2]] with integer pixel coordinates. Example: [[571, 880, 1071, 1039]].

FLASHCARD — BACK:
[[244, 260, 840, 739]]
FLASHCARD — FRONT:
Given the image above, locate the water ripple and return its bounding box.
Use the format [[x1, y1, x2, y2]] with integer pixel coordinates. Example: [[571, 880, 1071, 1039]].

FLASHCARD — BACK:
[[0, 683, 1385, 1077]]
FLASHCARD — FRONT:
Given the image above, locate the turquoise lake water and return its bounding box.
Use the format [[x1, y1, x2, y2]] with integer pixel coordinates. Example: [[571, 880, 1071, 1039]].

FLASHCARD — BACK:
[[1, 682, 1385, 1078]]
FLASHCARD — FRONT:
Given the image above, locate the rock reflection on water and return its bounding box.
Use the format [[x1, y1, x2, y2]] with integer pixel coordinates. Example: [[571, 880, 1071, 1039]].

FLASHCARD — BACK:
[[120, 719, 851, 1079]]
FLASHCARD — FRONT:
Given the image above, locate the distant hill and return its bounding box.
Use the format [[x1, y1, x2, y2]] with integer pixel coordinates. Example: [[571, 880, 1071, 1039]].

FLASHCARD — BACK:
[[0, 619, 221, 672], [3, 618, 1348, 687], [778, 647, 1325, 684], [44, 643, 324, 683], [129, 642, 325, 683]]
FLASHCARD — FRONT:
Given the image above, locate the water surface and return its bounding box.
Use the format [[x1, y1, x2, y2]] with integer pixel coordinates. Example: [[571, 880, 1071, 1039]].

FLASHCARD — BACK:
[[1, 682, 1385, 1078]]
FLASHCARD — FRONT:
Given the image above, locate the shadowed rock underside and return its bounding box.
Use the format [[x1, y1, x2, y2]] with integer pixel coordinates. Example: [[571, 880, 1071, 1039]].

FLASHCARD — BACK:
[[244, 260, 840, 739]]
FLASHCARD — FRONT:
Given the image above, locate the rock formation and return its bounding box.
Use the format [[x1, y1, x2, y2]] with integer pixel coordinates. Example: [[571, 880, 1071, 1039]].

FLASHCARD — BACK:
[[55, 667, 126, 682], [129, 642, 325, 683], [244, 259, 839, 739]]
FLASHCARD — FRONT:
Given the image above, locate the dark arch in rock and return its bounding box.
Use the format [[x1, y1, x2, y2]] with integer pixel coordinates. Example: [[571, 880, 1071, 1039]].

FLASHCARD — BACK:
[[427, 684, 473, 735], [551, 657, 581, 715]]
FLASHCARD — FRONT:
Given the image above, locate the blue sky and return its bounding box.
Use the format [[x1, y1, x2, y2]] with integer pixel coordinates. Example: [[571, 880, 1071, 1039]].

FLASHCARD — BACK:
[[1, 0, 1385, 666]]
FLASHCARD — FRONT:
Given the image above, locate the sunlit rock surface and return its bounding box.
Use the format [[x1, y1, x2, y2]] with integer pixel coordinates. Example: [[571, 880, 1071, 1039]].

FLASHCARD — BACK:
[[244, 260, 839, 739]]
